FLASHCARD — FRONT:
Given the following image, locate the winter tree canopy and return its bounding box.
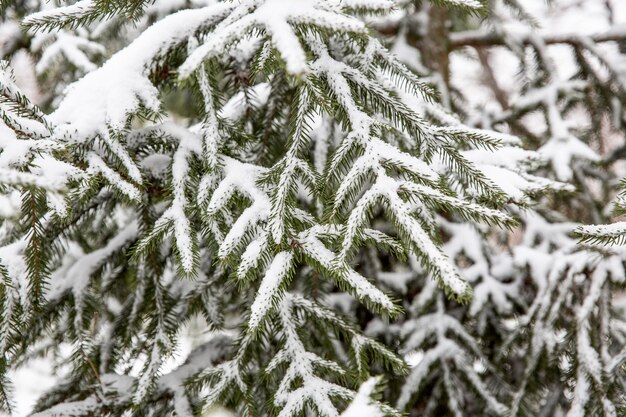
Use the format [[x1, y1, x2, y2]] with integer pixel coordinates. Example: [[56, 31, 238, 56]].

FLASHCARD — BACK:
[[0, 0, 626, 416]]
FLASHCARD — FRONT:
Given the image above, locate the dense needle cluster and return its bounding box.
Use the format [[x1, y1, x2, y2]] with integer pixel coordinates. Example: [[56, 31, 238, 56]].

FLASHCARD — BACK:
[[0, 0, 625, 416]]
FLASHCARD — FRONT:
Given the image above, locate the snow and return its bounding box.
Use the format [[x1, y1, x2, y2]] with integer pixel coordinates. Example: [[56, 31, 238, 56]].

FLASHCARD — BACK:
[[298, 229, 395, 312], [0, 20, 22, 58], [539, 137, 599, 183], [180, 0, 367, 77], [269, 294, 355, 417], [170, 157, 198, 272], [7, 358, 58, 417], [340, 378, 383, 417], [378, 177, 471, 298], [377, 270, 414, 293], [86, 152, 141, 201], [50, 4, 232, 139], [34, 31, 105, 75], [446, 0, 482, 8], [440, 221, 518, 316], [237, 232, 269, 279], [398, 317, 506, 414], [135, 122, 203, 273], [23, 0, 95, 27], [463, 146, 574, 201], [248, 251, 293, 330], [206, 157, 272, 260], [47, 220, 139, 303], [30, 398, 100, 417], [578, 221, 626, 244], [219, 83, 271, 120]]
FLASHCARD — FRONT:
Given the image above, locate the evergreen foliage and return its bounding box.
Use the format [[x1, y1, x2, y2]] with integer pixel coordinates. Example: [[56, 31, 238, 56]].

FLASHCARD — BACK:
[[0, 0, 625, 416]]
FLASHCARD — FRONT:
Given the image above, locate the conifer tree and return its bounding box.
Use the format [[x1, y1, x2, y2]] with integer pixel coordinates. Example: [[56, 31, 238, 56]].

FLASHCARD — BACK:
[[1, 1, 626, 417]]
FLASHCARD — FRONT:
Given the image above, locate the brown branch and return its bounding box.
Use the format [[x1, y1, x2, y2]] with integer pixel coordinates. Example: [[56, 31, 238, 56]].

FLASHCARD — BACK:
[[474, 48, 542, 144], [450, 26, 626, 49], [476, 48, 509, 110]]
